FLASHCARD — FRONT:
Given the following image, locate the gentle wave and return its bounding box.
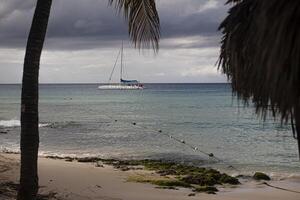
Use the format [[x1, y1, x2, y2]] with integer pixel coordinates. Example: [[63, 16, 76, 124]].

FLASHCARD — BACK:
[[0, 119, 50, 128], [47, 121, 82, 129]]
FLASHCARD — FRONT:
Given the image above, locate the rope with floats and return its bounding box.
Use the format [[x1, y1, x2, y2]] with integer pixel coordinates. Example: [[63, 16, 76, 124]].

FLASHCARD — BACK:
[[132, 122, 240, 172], [104, 114, 240, 172], [262, 182, 300, 194]]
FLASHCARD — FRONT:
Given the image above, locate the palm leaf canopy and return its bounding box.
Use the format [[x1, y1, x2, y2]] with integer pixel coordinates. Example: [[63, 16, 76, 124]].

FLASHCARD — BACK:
[[109, 0, 160, 52], [218, 0, 300, 154]]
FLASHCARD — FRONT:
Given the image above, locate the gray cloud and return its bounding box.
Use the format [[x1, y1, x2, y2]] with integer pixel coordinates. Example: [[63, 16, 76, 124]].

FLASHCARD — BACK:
[[0, 0, 229, 83], [0, 0, 228, 50]]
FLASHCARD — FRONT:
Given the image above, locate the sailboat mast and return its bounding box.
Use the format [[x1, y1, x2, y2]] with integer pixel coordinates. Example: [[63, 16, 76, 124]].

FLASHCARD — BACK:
[[120, 41, 123, 81]]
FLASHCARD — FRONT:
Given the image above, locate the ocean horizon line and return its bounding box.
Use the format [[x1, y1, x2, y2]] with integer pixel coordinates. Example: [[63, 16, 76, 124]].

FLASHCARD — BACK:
[[0, 82, 230, 85]]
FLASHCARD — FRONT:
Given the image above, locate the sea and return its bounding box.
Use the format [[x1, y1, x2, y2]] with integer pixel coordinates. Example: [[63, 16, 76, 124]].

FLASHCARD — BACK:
[[0, 83, 299, 178]]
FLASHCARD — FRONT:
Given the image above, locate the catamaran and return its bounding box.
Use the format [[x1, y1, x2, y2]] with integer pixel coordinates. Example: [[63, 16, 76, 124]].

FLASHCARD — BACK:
[[98, 43, 144, 90]]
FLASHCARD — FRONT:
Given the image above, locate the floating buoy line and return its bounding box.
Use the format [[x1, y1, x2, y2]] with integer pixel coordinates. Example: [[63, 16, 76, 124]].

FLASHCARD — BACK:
[[262, 182, 300, 194], [104, 114, 240, 172]]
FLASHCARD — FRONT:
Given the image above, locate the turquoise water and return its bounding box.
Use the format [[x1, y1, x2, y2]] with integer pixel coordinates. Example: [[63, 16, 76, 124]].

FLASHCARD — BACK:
[[0, 84, 299, 176]]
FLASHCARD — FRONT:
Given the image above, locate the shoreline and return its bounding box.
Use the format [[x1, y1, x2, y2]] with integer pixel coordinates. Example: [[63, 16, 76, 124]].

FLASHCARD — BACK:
[[2, 148, 300, 181], [1, 153, 300, 200]]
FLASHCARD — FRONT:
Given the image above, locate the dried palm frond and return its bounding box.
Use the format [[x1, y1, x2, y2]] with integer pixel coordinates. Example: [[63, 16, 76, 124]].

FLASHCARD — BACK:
[[219, 0, 300, 155], [109, 0, 160, 52]]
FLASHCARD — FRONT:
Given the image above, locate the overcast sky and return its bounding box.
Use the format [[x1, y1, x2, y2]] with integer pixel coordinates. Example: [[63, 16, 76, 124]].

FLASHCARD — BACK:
[[0, 0, 230, 83]]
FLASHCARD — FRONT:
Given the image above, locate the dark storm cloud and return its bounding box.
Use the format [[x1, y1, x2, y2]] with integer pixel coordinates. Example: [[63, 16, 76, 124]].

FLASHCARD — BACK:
[[0, 0, 228, 50]]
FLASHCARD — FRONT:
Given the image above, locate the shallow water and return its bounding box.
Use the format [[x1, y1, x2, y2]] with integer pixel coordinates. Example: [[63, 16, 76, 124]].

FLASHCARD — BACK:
[[0, 83, 299, 176]]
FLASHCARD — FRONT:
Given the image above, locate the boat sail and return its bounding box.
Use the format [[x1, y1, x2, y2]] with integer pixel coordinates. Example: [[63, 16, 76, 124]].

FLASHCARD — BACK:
[[98, 43, 144, 90]]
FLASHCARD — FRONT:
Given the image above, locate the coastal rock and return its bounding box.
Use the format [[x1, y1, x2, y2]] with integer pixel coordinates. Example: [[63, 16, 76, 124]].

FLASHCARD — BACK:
[[253, 172, 271, 181]]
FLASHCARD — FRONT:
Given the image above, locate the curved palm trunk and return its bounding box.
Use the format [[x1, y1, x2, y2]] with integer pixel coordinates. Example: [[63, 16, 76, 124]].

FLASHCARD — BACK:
[[17, 0, 52, 199], [295, 106, 300, 159]]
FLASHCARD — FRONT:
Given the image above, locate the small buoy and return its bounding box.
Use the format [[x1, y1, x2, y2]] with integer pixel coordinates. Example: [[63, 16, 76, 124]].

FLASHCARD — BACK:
[[115, 120, 118, 122], [132, 122, 136, 125], [180, 140, 185, 144], [158, 130, 162, 133], [208, 153, 214, 157]]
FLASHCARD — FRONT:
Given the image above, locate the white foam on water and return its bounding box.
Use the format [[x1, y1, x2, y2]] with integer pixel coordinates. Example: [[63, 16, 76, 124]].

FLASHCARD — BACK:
[[0, 119, 20, 127], [0, 119, 50, 128]]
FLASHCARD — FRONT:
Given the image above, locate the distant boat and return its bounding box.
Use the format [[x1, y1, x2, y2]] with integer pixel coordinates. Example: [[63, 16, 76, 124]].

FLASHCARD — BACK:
[[98, 43, 144, 90]]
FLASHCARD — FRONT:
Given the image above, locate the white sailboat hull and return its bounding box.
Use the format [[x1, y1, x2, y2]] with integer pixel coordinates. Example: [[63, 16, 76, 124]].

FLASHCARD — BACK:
[[98, 84, 144, 90], [98, 43, 144, 90]]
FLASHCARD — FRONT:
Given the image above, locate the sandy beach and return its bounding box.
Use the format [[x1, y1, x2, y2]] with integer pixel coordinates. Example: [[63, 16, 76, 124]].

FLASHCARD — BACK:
[[1, 153, 300, 200]]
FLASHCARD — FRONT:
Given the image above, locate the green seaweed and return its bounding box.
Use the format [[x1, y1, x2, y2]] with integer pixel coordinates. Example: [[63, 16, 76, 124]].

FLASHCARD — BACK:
[[180, 169, 240, 186], [150, 180, 191, 188], [54, 156, 240, 194], [193, 186, 218, 194], [128, 175, 192, 188], [219, 173, 240, 184]]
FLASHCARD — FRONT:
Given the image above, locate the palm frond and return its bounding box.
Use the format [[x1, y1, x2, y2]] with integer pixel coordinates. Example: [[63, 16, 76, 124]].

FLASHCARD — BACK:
[[219, 0, 300, 154], [109, 0, 160, 52]]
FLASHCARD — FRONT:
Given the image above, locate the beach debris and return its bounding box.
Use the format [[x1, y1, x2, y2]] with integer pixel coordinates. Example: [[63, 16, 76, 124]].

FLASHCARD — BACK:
[[188, 193, 196, 196], [208, 153, 214, 157], [158, 130, 162, 133], [132, 122, 137, 125], [194, 147, 198, 151], [96, 185, 102, 189], [180, 140, 185, 144], [253, 172, 271, 181], [115, 120, 118, 122]]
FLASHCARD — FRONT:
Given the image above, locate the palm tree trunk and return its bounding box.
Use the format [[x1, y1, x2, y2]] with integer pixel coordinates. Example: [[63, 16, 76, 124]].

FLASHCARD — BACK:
[[295, 105, 300, 160], [17, 0, 52, 199]]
